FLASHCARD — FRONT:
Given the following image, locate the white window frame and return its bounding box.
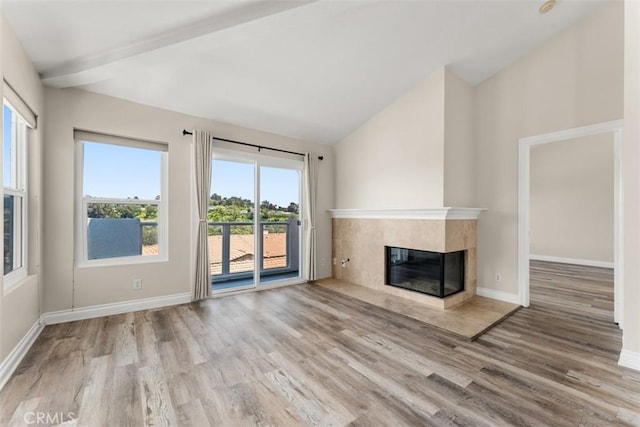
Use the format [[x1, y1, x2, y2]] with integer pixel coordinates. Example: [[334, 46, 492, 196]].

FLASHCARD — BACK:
[[210, 148, 305, 291], [75, 134, 169, 268], [3, 100, 29, 290]]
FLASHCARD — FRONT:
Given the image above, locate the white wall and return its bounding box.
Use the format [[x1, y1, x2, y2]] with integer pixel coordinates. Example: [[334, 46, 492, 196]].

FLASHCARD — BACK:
[[443, 70, 474, 207], [0, 15, 44, 362], [623, 0, 640, 362], [474, 2, 623, 294], [333, 66, 475, 211], [334, 67, 446, 209], [43, 88, 334, 313], [530, 134, 613, 264]]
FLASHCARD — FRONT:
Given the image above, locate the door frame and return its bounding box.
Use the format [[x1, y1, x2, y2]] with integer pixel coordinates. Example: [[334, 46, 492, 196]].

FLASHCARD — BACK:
[[517, 119, 623, 327], [211, 148, 305, 293]]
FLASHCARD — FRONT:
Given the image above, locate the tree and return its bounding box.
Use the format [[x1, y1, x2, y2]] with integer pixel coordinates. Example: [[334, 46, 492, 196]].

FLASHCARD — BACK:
[[287, 202, 298, 213]]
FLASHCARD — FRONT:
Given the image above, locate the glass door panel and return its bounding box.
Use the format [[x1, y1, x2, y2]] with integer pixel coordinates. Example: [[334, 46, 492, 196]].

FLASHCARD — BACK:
[[259, 166, 301, 284], [210, 159, 255, 292]]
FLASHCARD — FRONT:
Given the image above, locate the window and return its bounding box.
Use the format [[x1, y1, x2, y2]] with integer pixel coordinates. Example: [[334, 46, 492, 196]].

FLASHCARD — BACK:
[[3, 101, 29, 284], [209, 149, 303, 292], [75, 131, 168, 266]]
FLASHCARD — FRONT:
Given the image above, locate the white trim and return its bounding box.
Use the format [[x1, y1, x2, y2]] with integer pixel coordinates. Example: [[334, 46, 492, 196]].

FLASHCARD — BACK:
[[475, 287, 520, 305], [74, 139, 169, 268], [211, 149, 305, 291], [3, 102, 29, 292], [210, 279, 306, 298], [328, 207, 486, 220], [3, 85, 37, 129], [0, 319, 44, 391], [529, 254, 614, 269], [613, 129, 624, 328], [41, 292, 191, 325], [74, 129, 168, 152], [0, 292, 191, 392], [619, 349, 640, 371], [519, 120, 624, 145], [518, 120, 623, 315]]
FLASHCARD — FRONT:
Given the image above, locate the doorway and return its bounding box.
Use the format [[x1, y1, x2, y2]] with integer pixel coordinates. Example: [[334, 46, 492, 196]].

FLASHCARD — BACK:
[[518, 120, 623, 327], [209, 150, 303, 293]]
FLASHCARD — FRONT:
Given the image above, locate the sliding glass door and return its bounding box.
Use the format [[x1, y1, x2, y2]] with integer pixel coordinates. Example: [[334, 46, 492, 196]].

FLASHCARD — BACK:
[[259, 166, 301, 284], [210, 152, 302, 293], [210, 159, 256, 291]]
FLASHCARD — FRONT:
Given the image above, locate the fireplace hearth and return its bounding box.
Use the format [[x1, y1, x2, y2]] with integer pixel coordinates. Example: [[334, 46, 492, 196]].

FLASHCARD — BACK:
[[385, 246, 464, 298]]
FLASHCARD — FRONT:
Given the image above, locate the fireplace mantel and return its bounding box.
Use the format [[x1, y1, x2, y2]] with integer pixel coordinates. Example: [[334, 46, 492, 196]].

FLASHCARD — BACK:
[[328, 207, 486, 220], [331, 208, 483, 309]]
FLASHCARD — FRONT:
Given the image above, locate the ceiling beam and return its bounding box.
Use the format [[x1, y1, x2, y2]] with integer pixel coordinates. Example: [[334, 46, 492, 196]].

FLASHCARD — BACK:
[[41, 0, 317, 87]]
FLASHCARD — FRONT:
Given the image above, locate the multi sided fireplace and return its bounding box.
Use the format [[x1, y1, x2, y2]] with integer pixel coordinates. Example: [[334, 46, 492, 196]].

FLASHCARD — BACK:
[[385, 246, 465, 298]]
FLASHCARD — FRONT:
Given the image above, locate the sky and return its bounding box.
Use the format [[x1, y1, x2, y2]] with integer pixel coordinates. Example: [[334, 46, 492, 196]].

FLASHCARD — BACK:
[[212, 159, 300, 207], [82, 142, 299, 206], [84, 142, 161, 200], [3, 105, 13, 187]]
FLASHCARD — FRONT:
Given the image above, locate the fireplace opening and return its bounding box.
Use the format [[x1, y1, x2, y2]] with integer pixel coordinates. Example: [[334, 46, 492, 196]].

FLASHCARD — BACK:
[[385, 246, 465, 298]]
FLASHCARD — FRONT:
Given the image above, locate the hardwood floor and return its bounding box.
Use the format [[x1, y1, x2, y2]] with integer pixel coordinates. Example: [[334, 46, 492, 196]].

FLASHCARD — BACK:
[[1, 261, 639, 426]]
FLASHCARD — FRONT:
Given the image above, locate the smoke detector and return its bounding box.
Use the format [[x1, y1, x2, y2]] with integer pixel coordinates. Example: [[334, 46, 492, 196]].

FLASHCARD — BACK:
[[539, 0, 556, 14]]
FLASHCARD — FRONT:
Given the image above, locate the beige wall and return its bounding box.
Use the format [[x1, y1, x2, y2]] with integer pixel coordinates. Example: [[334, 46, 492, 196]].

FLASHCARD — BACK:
[[0, 15, 44, 362], [334, 66, 475, 210], [43, 88, 334, 312], [530, 134, 614, 263], [443, 70, 475, 207], [474, 2, 623, 295], [334, 67, 446, 209], [623, 0, 640, 358]]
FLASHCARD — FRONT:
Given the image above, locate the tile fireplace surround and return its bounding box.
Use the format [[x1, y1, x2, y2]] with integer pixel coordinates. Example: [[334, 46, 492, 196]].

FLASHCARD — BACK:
[[329, 208, 485, 310]]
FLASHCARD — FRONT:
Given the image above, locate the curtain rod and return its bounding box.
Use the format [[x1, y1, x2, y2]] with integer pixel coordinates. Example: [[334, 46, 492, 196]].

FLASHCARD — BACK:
[[183, 129, 323, 160]]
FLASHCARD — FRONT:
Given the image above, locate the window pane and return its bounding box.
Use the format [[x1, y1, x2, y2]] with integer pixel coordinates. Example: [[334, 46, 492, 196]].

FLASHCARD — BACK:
[[262, 223, 287, 270], [83, 142, 161, 199], [3, 105, 12, 187], [4, 194, 22, 274], [259, 166, 300, 279], [208, 224, 223, 276], [86, 202, 159, 260], [229, 224, 254, 274]]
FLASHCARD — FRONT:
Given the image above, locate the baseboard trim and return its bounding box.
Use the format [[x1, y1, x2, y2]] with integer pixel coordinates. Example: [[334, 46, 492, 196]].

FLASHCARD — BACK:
[[0, 319, 44, 391], [476, 287, 520, 305], [619, 349, 640, 371], [0, 292, 192, 392], [530, 254, 614, 269], [41, 292, 192, 325]]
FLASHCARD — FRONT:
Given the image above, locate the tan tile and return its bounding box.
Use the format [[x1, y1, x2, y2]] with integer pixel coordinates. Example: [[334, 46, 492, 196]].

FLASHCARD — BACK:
[[315, 279, 520, 339]]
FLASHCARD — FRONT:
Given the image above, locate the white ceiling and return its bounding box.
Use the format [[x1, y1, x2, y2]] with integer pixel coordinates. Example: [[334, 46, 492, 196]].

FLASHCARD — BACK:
[[3, 0, 608, 144]]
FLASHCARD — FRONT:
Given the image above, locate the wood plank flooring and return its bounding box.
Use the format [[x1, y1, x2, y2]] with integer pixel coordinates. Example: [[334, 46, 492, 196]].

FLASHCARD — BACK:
[[1, 261, 639, 426]]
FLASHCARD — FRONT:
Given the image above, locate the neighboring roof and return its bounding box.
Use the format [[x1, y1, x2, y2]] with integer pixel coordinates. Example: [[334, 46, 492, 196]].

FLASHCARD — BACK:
[[143, 232, 289, 272]]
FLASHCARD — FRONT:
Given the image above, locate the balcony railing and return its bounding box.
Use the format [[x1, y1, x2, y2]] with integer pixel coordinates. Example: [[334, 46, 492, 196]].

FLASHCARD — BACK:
[[208, 219, 300, 283], [87, 218, 300, 284]]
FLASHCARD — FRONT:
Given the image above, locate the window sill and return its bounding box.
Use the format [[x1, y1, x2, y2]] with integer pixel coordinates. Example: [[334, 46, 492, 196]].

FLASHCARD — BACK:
[[3, 270, 34, 295], [76, 255, 168, 269]]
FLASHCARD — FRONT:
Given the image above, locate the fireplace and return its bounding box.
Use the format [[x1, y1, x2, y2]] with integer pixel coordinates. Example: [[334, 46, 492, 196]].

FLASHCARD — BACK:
[[385, 246, 464, 298]]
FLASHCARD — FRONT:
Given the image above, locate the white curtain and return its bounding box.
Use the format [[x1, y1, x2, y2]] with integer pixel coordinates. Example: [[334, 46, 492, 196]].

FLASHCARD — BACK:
[[303, 153, 319, 281], [193, 131, 213, 300]]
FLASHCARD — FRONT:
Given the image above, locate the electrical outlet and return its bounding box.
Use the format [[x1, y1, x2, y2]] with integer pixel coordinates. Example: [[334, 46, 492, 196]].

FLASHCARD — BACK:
[[333, 258, 337, 266], [133, 279, 142, 290], [495, 273, 501, 282]]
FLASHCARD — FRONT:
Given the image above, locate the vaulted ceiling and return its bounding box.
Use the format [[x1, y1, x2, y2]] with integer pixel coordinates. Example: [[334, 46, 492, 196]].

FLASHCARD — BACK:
[[3, 0, 607, 144]]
